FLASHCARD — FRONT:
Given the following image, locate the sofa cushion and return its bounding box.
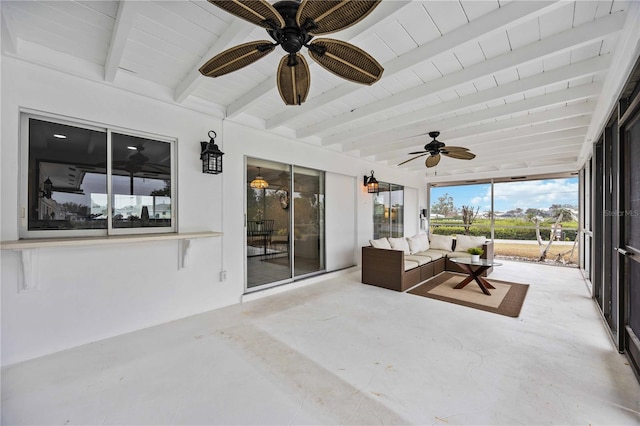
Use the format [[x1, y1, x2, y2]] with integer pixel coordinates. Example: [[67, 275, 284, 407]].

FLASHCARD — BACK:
[[370, 237, 391, 249], [404, 259, 420, 271], [389, 237, 411, 254], [454, 234, 487, 253], [405, 255, 432, 265], [413, 250, 445, 260], [407, 234, 429, 254], [429, 234, 453, 252]]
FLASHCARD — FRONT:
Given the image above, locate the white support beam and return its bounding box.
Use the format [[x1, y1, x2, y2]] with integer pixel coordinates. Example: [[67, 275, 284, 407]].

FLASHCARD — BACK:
[[421, 151, 580, 171], [320, 54, 608, 147], [226, 0, 413, 118], [374, 115, 591, 160], [340, 82, 602, 150], [266, 0, 563, 130], [104, 0, 139, 82], [426, 163, 578, 182], [411, 154, 579, 175], [175, 19, 254, 103], [306, 13, 623, 140]]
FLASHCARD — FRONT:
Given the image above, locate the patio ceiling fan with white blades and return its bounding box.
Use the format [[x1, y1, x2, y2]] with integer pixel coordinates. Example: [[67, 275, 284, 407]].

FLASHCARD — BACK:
[[199, 0, 384, 105], [398, 131, 476, 168]]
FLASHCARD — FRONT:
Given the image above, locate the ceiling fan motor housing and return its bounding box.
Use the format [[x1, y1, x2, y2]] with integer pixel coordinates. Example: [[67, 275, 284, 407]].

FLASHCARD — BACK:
[[269, 1, 313, 55]]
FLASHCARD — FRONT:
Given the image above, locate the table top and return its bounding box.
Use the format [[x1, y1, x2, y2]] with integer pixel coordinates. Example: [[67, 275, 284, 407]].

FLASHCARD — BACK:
[[449, 257, 502, 267]]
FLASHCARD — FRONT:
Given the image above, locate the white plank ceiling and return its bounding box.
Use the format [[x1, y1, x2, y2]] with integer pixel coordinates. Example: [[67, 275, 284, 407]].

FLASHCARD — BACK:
[[2, 0, 638, 180]]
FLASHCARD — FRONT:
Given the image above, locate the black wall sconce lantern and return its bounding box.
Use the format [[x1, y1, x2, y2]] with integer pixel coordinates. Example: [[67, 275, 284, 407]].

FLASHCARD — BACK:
[[363, 170, 379, 194], [200, 130, 224, 174], [40, 177, 53, 199]]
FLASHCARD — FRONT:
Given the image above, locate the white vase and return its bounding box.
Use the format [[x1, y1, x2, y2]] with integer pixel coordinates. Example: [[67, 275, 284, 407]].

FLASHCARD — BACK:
[[470, 254, 480, 262]]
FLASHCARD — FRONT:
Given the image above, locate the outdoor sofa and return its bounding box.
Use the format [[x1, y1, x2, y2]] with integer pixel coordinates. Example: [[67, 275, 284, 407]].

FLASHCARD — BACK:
[[361, 233, 494, 292]]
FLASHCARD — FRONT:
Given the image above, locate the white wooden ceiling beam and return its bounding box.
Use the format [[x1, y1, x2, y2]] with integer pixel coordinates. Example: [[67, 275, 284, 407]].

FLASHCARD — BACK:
[[175, 19, 255, 103], [426, 163, 578, 182], [225, 0, 413, 118], [318, 54, 607, 147], [374, 114, 591, 160], [306, 13, 623, 140], [339, 81, 602, 150], [266, 0, 563, 130], [104, 0, 140, 83]]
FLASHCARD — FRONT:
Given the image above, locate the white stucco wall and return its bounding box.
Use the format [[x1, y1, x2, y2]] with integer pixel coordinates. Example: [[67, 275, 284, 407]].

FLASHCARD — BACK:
[[1, 57, 425, 366]]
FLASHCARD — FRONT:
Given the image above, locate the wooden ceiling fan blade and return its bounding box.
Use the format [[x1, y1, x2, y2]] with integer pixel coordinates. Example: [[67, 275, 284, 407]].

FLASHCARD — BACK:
[[208, 0, 284, 29], [443, 146, 470, 152], [296, 0, 381, 35], [426, 154, 441, 168], [277, 54, 310, 106], [397, 153, 427, 166], [442, 151, 476, 160], [309, 39, 383, 85], [199, 41, 275, 77]]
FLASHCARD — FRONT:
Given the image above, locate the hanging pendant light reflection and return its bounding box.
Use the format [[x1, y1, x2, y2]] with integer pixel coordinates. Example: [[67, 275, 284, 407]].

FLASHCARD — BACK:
[[250, 167, 269, 189]]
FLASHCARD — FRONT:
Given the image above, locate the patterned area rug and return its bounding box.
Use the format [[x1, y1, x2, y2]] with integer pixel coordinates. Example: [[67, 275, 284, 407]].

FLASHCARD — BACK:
[[407, 272, 529, 317]]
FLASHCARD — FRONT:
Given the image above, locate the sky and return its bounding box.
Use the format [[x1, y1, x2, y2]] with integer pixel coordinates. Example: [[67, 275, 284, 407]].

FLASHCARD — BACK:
[[431, 177, 579, 213]]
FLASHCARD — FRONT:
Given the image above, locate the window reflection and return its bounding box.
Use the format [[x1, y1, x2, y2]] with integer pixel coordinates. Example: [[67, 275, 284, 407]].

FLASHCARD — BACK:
[[111, 133, 172, 228], [28, 119, 108, 230]]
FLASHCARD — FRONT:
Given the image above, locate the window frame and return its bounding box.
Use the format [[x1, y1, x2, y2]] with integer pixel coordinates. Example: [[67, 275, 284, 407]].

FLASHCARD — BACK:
[[19, 111, 177, 239]]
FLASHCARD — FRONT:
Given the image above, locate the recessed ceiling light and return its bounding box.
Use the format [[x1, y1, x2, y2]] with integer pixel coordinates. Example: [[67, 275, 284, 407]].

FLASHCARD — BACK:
[[127, 146, 137, 150], [53, 134, 67, 139]]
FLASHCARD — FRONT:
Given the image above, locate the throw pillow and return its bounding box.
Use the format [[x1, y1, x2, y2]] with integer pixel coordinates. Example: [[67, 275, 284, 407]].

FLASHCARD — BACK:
[[388, 237, 411, 254], [407, 234, 429, 253], [454, 234, 487, 252], [369, 237, 391, 249], [429, 234, 454, 252]]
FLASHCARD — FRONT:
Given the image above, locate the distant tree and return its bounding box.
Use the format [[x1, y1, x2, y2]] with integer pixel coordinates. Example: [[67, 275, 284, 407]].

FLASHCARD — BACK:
[[150, 180, 171, 197], [461, 205, 480, 235], [534, 207, 577, 262], [61, 202, 88, 217], [431, 193, 455, 218], [525, 208, 544, 220]]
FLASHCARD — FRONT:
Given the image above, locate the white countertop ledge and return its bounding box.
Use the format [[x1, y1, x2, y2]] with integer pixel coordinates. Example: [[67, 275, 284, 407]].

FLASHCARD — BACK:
[[1, 231, 223, 250]]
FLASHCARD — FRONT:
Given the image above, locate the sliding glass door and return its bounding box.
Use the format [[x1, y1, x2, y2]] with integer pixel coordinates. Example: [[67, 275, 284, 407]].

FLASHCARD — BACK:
[[293, 166, 325, 277], [246, 158, 325, 290], [373, 182, 404, 239]]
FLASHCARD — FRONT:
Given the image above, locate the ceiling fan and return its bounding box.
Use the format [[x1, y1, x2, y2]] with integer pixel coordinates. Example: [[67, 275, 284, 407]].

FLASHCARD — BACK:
[[398, 131, 476, 168], [199, 0, 384, 105]]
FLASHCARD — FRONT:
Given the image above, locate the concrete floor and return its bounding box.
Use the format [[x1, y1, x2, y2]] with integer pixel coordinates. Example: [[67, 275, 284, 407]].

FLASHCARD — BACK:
[[2, 261, 639, 425]]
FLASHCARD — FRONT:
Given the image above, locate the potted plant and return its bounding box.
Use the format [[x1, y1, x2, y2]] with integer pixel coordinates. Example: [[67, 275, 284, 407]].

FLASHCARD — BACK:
[[467, 247, 484, 262]]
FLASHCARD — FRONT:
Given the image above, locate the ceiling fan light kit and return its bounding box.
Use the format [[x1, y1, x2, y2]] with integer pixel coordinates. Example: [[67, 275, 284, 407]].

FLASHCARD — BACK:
[[199, 0, 384, 106], [398, 131, 476, 168]]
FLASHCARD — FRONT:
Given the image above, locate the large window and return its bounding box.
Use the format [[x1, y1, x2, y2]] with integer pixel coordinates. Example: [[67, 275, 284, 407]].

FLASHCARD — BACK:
[[21, 113, 175, 238], [429, 177, 579, 264], [373, 182, 404, 239]]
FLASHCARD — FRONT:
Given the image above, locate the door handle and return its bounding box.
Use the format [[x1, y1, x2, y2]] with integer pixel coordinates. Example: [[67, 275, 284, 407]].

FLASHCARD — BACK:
[[615, 247, 634, 256]]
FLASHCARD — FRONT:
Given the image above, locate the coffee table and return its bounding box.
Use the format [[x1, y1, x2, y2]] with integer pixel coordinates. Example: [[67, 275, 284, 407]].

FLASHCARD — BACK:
[[449, 258, 502, 296]]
